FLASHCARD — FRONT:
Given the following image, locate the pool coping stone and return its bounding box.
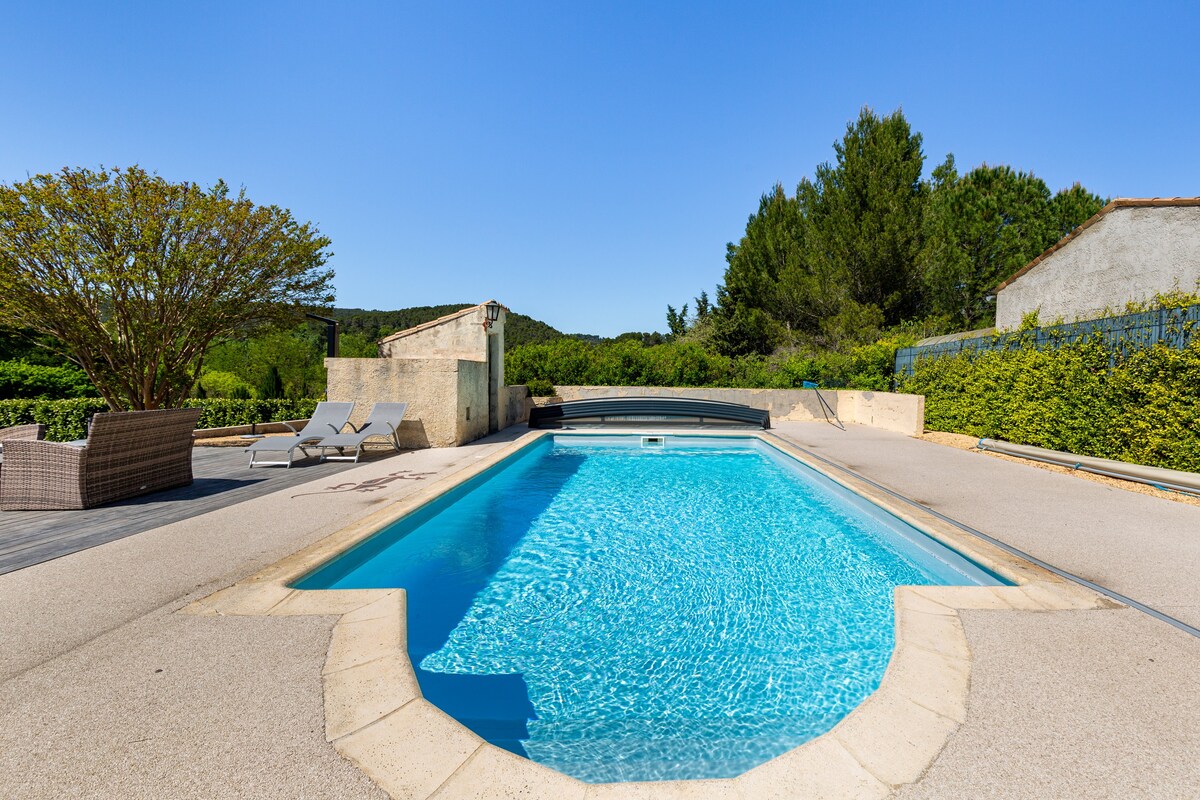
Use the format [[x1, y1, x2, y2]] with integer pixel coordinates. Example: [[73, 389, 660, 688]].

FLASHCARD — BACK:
[[181, 428, 1121, 799]]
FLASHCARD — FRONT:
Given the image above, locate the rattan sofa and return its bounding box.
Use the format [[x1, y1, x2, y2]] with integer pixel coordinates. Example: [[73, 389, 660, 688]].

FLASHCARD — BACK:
[[0, 424, 47, 484], [0, 424, 47, 444], [0, 409, 200, 511]]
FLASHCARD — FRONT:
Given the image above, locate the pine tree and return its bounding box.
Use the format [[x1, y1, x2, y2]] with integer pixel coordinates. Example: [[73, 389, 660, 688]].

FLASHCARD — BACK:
[[797, 107, 927, 327], [919, 159, 1106, 328]]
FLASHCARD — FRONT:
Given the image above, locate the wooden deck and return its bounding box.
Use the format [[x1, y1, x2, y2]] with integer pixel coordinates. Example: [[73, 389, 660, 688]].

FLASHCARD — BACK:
[[0, 446, 393, 576]]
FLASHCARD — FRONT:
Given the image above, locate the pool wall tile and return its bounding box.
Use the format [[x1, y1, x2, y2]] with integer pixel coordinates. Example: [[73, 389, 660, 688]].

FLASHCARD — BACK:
[[1019, 580, 1117, 610], [181, 582, 296, 616], [323, 608, 405, 676], [586, 779, 742, 799], [894, 604, 969, 659], [270, 588, 393, 616], [881, 645, 970, 724], [339, 589, 408, 623], [894, 588, 957, 617]]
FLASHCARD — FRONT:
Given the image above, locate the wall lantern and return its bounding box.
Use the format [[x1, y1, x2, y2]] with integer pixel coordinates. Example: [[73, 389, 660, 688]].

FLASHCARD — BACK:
[[483, 300, 502, 329]]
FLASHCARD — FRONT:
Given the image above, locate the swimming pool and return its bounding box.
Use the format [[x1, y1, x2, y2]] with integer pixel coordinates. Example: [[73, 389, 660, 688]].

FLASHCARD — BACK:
[[296, 434, 1004, 782]]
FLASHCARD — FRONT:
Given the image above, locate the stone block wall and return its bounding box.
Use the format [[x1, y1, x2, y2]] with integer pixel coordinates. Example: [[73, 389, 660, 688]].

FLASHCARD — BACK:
[[325, 357, 485, 448], [552, 385, 925, 437], [455, 360, 490, 445], [502, 385, 531, 430]]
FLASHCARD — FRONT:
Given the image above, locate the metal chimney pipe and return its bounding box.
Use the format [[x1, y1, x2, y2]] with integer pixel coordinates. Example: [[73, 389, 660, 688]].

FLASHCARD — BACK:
[[305, 312, 340, 358]]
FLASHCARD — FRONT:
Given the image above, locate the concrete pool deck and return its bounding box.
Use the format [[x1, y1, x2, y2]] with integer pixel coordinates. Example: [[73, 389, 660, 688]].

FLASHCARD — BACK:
[[1, 423, 1198, 797]]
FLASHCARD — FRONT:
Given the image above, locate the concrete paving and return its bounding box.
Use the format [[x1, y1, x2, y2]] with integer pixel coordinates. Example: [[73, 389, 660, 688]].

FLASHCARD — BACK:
[[897, 609, 1200, 799], [0, 429, 526, 798], [775, 422, 1200, 798], [773, 422, 1200, 629], [2, 422, 1199, 798]]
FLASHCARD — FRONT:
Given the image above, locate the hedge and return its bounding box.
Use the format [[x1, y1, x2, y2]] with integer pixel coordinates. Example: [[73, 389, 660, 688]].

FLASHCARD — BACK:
[[505, 338, 905, 392], [181, 398, 320, 429], [0, 398, 321, 442], [897, 337, 1200, 472]]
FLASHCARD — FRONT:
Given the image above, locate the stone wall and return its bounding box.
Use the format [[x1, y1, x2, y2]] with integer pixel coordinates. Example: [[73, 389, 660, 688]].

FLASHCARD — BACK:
[[553, 385, 925, 437], [996, 205, 1200, 330], [455, 359, 490, 445], [330, 301, 511, 449], [501, 385, 531, 430], [325, 357, 486, 448], [377, 305, 491, 361]]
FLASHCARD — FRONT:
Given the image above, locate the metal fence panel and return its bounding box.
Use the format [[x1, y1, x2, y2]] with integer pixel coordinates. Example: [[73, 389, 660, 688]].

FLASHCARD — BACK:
[[894, 303, 1200, 376]]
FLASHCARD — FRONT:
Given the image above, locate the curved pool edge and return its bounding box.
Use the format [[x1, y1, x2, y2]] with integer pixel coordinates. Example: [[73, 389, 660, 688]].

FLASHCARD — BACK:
[[178, 428, 1119, 798]]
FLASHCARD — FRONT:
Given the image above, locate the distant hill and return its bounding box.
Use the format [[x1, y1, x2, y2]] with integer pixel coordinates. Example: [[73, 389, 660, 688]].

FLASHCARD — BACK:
[[330, 305, 573, 350]]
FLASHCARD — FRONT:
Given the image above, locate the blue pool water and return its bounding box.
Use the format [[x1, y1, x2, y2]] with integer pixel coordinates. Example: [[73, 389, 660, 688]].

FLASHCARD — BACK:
[[296, 435, 1003, 782]]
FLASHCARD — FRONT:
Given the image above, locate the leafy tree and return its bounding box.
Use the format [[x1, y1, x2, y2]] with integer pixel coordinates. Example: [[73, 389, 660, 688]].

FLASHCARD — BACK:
[[707, 296, 782, 357], [0, 328, 74, 366], [205, 324, 327, 399], [258, 365, 285, 399], [615, 331, 668, 346], [797, 107, 926, 326], [0, 360, 99, 399], [711, 109, 924, 353], [0, 166, 333, 409], [195, 370, 256, 399], [919, 158, 1052, 328], [338, 332, 380, 358]]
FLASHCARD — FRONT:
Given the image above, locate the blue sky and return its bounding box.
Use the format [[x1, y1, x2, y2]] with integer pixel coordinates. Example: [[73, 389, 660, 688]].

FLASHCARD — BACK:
[[3, 2, 1198, 336]]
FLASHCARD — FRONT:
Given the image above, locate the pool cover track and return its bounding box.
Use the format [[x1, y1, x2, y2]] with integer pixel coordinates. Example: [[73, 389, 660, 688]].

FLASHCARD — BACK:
[[183, 430, 1117, 800]]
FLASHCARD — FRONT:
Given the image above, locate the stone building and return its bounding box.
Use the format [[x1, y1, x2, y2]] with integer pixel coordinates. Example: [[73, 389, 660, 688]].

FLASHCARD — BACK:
[[324, 301, 528, 449], [994, 198, 1200, 330]]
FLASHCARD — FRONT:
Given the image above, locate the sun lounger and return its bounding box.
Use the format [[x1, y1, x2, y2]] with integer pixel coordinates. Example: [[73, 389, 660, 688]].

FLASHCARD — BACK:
[[316, 402, 408, 463], [244, 401, 354, 468]]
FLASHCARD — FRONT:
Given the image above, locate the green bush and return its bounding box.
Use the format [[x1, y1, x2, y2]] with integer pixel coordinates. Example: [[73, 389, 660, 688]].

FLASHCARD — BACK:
[[196, 370, 258, 399], [526, 379, 557, 397], [898, 336, 1200, 472], [0, 398, 108, 441], [181, 398, 320, 429], [0, 360, 99, 400], [0, 398, 321, 441], [504, 338, 906, 392]]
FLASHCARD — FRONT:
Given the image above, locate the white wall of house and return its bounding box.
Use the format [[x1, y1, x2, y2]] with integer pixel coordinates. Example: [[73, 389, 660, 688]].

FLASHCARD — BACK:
[[995, 205, 1200, 330]]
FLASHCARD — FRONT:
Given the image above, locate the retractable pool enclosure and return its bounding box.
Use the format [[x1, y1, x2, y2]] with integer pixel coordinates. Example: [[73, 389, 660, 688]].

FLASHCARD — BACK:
[[528, 396, 771, 429]]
